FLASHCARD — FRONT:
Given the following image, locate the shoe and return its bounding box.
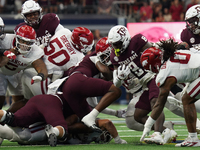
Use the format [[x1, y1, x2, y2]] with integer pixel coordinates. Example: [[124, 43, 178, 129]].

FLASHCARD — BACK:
[[116, 108, 127, 118], [45, 124, 57, 147], [175, 136, 200, 147], [162, 128, 177, 144], [144, 132, 164, 145]]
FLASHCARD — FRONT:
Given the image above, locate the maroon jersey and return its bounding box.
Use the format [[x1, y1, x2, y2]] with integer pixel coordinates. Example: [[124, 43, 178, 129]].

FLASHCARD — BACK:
[[69, 51, 100, 77], [15, 13, 60, 46], [62, 51, 113, 119], [181, 27, 200, 48], [110, 34, 149, 80]]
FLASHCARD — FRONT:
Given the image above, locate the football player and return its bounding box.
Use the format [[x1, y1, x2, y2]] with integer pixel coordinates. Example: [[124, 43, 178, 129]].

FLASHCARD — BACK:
[[14, 0, 65, 100], [107, 25, 177, 145], [140, 39, 200, 147], [0, 24, 48, 112]]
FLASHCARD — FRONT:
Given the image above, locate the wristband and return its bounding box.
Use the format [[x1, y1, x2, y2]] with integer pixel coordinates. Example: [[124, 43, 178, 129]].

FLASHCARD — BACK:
[[37, 73, 44, 80]]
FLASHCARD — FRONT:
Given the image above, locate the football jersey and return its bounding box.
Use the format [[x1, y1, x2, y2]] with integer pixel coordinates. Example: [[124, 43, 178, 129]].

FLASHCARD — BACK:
[[42, 28, 85, 74], [156, 50, 200, 87], [0, 38, 44, 76], [15, 13, 61, 46], [110, 34, 155, 92], [181, 28, 200, 49], [0, 34, 15, 49]]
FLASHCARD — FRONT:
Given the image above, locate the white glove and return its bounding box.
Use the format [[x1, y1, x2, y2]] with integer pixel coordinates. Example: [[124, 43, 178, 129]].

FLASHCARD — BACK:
[[140, 116, 155, 142], [31, 73, 44, 85], [42, 35, 51, 47], [117, 64, 130, 80]]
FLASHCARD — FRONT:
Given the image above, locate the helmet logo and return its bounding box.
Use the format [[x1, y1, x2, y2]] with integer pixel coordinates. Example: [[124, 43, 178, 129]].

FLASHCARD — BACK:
[[117, 27, 126, 38], [141, 59, 148, 67], [80, 37, 88, 43], [195, 6, 200, 13]]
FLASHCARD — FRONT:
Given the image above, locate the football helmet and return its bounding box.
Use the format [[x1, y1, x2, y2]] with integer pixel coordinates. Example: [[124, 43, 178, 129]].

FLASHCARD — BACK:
[[185, 4, 200, 34], [0, 17, 5, 40], [108, 25, 131, 57], [15, 25, 36, 55], [21, 0, 42, 26], [71, 27, 94, 53], [95, 37, 112, 66], [140, 47, 162, 73]]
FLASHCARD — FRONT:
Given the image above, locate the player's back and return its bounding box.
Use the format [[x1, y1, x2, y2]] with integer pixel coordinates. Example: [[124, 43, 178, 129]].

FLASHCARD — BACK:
[[43, 28, 85, 74], [156, 49, 200, 86]]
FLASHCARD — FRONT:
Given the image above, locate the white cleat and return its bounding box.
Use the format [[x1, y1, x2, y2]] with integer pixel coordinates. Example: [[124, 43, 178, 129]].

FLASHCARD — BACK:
[[175, 136, 200, 147], [144, 132, 164, 145], [162, 128, 177, 144], [45, 124, 57, 147]]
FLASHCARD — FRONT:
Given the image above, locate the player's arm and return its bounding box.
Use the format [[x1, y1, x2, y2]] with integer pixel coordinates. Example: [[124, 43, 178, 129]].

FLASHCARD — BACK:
[[31, 58, 48, 84], [151, 77, 177, 120], [96, 61, 113, 81], [141, 77, 177, 141]]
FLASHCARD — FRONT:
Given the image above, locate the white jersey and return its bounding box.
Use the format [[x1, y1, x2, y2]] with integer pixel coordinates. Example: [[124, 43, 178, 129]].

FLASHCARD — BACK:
[[0, 33, 15, 49], [43, 28, 85, 75], [0, 44, 44, 76], [156, 50, 200, 87]]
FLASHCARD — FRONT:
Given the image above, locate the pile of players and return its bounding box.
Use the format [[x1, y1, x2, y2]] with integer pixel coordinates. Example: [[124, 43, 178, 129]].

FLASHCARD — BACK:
[[0, 0, 200, 147]]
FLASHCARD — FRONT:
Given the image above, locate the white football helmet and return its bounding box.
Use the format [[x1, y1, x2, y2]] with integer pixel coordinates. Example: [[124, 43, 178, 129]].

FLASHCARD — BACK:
[[21, 0, 42, 26], [108, 25, 131, 57], [185, 4, 200, 34], [0, 17, 5, 40]]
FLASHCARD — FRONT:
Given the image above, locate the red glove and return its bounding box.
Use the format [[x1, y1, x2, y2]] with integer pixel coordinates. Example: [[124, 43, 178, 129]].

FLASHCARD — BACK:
[[3, 51, 16, 60]]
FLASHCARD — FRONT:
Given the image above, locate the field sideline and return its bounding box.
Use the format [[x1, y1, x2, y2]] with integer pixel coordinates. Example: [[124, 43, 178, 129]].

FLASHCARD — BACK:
[[1, 104, 199, 150]]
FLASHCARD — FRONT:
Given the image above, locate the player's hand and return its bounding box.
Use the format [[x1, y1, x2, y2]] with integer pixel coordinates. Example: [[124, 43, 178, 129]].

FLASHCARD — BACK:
[[117, 64, 130, 80], [140, 126, 151, 142], [3, 51, 16, 60]]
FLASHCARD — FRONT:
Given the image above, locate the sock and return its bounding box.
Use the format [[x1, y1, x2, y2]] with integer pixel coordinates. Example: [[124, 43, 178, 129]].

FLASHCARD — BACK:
[[53, 127, 60, 137], [114, 135, 121, 143], [0, 110, 6, 122], [189, 132, 198, 139]]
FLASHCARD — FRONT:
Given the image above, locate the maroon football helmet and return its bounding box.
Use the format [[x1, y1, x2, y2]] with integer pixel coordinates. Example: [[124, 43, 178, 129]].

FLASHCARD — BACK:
[[15, 25, 36, 54], [95, 37, 112, 66], [71, 27, 94, 53], [140, 47, 162, 73]]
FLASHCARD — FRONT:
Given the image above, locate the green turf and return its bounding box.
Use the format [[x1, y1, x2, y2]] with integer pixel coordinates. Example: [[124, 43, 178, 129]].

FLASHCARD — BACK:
[[1, 104, 200, 149]]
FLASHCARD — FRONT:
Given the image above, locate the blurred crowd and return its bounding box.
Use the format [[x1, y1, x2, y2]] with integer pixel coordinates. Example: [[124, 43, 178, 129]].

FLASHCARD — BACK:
[[0, 0, 199, 22]]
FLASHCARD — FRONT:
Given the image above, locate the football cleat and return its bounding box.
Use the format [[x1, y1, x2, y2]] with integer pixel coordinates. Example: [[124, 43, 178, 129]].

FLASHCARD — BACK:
[[162, 128, 177, 144], [45, 124, 57, 147], [144, 132, 164, 145], [175, 136, 200, 147]]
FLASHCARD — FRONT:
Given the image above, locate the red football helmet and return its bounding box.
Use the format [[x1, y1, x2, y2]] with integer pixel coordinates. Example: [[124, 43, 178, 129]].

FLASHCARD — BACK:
[[96, 37, 112, 66], [71, 27, 94, 53], [140, 47, 163, 73], [15, 25, 36, 55]]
